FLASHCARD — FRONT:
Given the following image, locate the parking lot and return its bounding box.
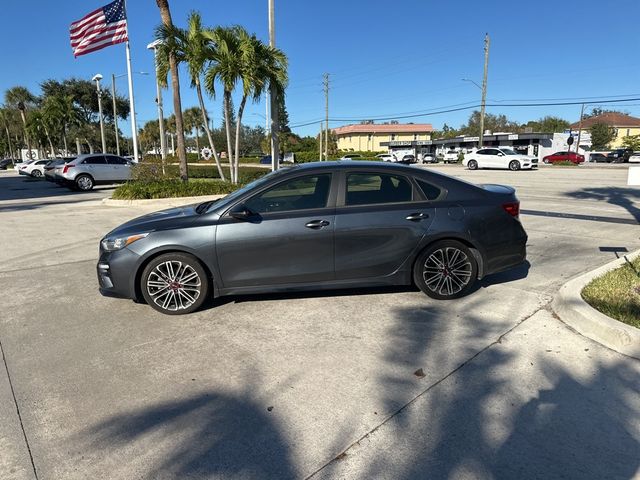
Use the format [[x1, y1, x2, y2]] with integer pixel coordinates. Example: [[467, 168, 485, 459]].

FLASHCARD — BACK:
[[1, 165, 639, 480]]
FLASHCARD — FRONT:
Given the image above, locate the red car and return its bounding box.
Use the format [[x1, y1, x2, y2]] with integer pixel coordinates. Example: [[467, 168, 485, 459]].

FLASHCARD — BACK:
[[542, 151, 585, 164]]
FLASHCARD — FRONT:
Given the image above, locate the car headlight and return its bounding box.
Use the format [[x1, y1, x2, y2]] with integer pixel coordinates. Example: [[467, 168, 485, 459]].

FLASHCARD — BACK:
[[101, 233, 149, 251]]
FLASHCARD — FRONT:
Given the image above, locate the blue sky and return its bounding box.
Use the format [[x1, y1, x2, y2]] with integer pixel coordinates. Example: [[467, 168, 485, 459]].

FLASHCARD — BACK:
[[2, 0, 640, 138]]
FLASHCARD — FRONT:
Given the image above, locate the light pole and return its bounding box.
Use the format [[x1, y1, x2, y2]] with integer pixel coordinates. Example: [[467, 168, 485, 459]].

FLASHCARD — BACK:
[[479, 33, 490, 149], [92, 74, 107, 153], [147, 40, 167, 162], [268, 0, 279, 171], [112, 71, 148, 157], [462, 75, 486, 149]]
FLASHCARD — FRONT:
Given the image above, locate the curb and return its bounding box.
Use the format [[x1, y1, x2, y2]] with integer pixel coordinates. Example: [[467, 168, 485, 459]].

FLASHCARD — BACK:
[[552, 249, 640, 359], [102, 194, 226, 208]]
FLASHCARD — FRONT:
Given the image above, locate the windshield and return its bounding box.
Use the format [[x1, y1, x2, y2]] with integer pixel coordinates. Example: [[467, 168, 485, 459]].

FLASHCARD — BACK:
[[200, 168, 288, 213], [500, 148, 518, 155]]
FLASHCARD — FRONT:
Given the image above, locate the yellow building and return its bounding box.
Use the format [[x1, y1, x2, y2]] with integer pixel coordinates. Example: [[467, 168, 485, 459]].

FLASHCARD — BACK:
[[570, 112, 640, 148], [333, 123, 433, 152]]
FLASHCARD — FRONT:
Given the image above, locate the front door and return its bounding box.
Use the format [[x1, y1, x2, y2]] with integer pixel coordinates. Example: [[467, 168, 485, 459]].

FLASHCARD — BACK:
[[334, 171, 434, 280], [215, 173, 335, 288]]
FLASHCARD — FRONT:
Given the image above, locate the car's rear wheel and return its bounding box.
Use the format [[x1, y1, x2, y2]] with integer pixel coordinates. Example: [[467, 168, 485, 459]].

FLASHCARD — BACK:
[[141, 253, 209, 315], [75, 174, 94, 191], [467, 159, 478, 170], [509, 160, 521, 171], [413, 240, 477, 300], [31, 170, 42, 177]]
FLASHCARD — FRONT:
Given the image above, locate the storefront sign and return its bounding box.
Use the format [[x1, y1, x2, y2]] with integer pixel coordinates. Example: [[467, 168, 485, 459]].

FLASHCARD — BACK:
[[463, 136, 479, 142], [508, 134, 518, 140], [388, 141, 412, 146]]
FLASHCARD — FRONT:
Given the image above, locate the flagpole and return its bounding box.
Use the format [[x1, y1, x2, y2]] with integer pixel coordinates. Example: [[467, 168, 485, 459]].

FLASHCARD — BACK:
[[123, 0, 139, 162]]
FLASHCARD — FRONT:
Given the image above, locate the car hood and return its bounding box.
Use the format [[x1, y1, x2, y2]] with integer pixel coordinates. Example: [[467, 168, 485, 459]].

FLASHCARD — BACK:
[[104, 203, 204, 238]]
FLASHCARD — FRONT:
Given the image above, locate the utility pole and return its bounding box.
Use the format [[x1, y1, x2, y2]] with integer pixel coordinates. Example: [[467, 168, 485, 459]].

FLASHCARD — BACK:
[[478, 33, 490, 149], [111, 74, 120, 156], [323, 73, 329, 161], [268, 0, 280, 171], [148, 40, 167, 163], [319, 121, 323, 160], [575, 102, 585, 156]]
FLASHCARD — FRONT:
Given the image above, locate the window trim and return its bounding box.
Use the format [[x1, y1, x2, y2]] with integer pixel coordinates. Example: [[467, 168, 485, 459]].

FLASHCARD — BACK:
[[338, 170, 418, 208], [414, 177, 447, 202]]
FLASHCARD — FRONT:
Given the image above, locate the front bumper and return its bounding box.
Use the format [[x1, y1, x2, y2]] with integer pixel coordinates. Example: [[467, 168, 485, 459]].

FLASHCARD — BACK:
[[97, 247, 142, 300]]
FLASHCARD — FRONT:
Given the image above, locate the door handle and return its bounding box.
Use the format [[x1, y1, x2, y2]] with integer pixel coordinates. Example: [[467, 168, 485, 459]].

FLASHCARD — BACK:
[[406, 212, 429, 221], [305, 219, 330, 229]]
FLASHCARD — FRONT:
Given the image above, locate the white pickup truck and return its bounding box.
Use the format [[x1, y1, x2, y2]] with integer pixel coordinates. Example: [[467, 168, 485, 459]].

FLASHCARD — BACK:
[[443, 150, 461, 163]]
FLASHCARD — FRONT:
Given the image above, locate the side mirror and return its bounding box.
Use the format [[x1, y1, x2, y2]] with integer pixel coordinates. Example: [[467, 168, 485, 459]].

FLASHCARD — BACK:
[[498, 152, 504, 156], [229, 204, 254, 221]]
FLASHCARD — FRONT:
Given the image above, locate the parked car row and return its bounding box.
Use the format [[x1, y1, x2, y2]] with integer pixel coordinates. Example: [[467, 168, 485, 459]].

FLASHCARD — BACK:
[[11, 154, 133, 191]]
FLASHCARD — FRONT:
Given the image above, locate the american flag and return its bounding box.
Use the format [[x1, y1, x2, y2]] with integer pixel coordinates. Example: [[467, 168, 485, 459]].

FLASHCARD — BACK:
[[70, 0, 128, 57]]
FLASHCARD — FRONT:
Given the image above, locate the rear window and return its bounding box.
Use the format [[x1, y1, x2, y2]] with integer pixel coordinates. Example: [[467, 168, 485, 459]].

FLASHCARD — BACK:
[[82, 156, 106, 165], [346, 173, 412, 206], [416, 179, 442, 201], [105, 155, 128, 165]]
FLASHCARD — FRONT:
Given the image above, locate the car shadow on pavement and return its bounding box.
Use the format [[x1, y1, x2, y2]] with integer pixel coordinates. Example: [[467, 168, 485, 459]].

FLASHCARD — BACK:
[[565, 187, 640, 224], [81, 389, 296, 479], [0, 175, 115, 204]]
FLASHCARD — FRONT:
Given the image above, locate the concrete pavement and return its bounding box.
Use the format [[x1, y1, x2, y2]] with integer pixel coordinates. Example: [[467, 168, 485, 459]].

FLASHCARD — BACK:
[[0, 166, 639, 479]]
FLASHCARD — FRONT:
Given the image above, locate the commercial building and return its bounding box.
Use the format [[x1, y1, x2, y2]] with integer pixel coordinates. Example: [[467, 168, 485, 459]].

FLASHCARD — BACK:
[[381, 131, 591, 161], [332, 123, 433, 152], [569, 112, 640, 148]]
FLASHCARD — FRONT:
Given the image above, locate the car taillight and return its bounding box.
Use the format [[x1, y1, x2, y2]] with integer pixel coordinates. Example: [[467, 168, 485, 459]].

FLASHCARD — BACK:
[[502, 202, 520, 218], [62, 164, 75, 174]]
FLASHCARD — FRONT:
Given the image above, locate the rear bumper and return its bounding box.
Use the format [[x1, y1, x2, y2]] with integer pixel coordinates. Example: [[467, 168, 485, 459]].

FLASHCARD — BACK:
[[484, 230, 528, 276]]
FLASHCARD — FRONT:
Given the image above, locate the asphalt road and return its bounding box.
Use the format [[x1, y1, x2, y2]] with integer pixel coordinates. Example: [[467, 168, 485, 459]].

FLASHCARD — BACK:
[[0, 165, 639, 480]]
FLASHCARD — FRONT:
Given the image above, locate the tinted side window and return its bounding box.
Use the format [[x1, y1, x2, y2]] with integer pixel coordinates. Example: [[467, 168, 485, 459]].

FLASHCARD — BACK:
[[244, 174, 332, 213], [346, 173, 412, 206], [106, 155, 127, 165], [83, 156, 106, 165], [416, 179, 442, 201]]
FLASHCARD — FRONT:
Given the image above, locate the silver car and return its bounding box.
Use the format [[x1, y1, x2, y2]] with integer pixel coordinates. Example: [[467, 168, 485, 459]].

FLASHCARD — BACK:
[[55, 154, 132, 191]]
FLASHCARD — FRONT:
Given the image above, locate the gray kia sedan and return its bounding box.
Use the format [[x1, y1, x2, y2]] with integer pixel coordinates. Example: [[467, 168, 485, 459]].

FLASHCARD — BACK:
[[98, 161, 527, 315]]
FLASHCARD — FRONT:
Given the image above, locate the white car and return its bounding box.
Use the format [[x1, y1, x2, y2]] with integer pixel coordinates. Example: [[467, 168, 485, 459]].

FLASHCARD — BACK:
[[463, 147, 538, 171], [443, 150, 460, 163], [18, 159, 51, 177], [629, 152, 640, 163], [377, 154, 394, 162]]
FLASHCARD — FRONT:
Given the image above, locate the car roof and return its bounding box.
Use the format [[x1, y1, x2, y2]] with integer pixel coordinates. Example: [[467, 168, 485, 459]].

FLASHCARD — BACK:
[[291, 160, 420, 172]]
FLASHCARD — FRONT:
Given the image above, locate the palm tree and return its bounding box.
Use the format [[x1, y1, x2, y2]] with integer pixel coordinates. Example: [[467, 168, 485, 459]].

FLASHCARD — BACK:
[[183, 106, 203, 156], [156, 12, 226, 180], [154, 0, 188, 181], [43, 94, 79, 156], [0, 108, 15, 161], [5, 86, 37, 160], [205, 26, 287, 183]]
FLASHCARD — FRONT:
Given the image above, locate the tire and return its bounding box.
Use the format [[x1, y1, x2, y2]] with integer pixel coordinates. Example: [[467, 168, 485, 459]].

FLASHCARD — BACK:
[[31, 170, 42, 177], [509, 160, 521, 171], [141, 253, 209, 315], [75, 174, 94, 191], [413, 240, 478, 300], [543, 158, 550, 164], [467, 159, 478, 170]]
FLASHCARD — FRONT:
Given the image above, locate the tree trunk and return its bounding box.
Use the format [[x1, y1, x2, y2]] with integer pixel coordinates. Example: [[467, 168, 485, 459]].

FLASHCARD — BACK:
[[19, 110, 32, 160], [234, 95, 247, 185], [223, 90, 235, 183], [195, 78, 225, 181], [156, 0, 188, 181], [62, 125, 68, 156], [75, 137, 82, 155], [194, 128, 200, 157], [85, 138, 94, 154], [4, 124, 14, 161], [44, 126, 55, 158]]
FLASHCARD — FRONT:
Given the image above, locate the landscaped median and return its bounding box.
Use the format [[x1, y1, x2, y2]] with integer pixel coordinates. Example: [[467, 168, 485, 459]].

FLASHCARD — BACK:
[[553, 249, 640, 359]]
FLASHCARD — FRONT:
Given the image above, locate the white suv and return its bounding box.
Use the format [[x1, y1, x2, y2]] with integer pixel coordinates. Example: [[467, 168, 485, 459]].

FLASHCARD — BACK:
[[463, 148, 537, 171], [55, 154, 132, 191]]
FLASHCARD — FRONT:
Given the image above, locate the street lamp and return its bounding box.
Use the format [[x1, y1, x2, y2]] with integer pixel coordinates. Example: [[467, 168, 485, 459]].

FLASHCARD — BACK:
[[92, 73, 107, 153], [112, 71, 148, 156], [147, 39, 167, 162], [461, 78, 482, 90]]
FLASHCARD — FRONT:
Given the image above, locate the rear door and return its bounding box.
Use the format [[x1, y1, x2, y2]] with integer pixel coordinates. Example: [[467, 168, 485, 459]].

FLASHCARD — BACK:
[[81, 155, 109, 181], [334, 170, 435, 280]]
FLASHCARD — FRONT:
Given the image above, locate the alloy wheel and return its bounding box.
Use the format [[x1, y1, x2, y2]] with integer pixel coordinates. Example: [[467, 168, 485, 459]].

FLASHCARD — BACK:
[[76, 175, 93, 191], [509, 160, 520, 171], [146, 260, 202, 312], [422, 247, 473, 297]]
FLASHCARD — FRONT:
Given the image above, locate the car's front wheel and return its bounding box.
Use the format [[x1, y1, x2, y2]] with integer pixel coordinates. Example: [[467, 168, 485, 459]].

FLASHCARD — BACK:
[[141, 253, 209, 315], [467, 159, 478, 170], [413, 240, 477, 300], [509, 160, 521, 171]]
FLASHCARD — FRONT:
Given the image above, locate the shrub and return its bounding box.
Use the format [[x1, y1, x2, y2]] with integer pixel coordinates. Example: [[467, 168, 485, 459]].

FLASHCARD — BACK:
[[112, 179, 240, 200], [550, 160, 578, 167]]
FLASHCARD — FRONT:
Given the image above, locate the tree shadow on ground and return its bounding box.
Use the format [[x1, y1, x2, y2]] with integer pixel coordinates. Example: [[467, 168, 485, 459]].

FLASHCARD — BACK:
[[318, 297, 640, 480], [564, 187, 640, 223], [81, 389, 296, 480]]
